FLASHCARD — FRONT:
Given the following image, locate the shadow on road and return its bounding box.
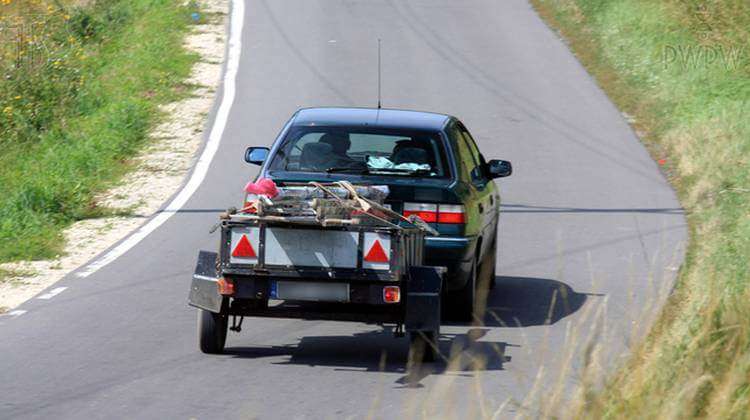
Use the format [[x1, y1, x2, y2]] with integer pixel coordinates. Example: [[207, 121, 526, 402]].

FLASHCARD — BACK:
[[223, 276, 591, 387], [226, 326, 510, 388], [481, 276, 592, 327]]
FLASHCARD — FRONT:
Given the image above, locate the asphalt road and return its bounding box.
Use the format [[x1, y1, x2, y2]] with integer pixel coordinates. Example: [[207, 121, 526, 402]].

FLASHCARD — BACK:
[[0, 0, 687, 418]]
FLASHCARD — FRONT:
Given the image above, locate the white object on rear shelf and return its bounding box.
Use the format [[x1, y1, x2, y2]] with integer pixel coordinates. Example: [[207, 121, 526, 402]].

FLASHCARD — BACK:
[[366, 156, 431, 172]]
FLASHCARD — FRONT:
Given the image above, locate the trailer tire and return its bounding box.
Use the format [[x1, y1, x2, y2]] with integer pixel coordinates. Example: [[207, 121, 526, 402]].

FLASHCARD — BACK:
[[409, 331, 437, 365], [198, 309, 228, 354]]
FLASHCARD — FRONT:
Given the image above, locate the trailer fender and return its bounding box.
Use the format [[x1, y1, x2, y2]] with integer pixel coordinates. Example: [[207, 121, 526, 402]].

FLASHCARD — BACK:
[[188, 251, 224, 313], [405, 266, 445, 334]]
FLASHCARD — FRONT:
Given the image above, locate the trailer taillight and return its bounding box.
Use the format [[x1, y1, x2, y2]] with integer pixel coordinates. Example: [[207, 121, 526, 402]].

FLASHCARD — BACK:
[[383, 286, 400, 303], [217, 278, 235, 296]]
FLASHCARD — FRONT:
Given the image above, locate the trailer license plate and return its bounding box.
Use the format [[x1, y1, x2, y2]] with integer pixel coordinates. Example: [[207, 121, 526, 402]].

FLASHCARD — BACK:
[[271, 281, 350, 302]]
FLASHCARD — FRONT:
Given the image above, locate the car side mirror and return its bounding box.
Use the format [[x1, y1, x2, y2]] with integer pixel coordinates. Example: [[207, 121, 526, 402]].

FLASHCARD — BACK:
[[486, 159, 512, 178], [245, 147, 270, 165]]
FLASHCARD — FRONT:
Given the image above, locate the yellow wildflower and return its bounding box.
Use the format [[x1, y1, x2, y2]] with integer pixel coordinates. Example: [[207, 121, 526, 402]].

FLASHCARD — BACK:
[[3, 106, 13, 115], [14, 95, 21, 100]]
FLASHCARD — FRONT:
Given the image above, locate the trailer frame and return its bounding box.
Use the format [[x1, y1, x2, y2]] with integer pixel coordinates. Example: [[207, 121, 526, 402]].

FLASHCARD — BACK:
[[189, 213, 444, 362]]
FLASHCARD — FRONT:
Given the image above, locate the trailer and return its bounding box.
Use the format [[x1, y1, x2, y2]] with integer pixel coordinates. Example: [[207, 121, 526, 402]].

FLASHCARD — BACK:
[[188, 181, 445, 363]]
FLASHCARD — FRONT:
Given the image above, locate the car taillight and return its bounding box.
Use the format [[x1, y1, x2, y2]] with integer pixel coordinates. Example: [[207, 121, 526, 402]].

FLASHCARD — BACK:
[[437, 204, 466, 224], [404, 203, 465, 224], [403, 203, 438, 223]]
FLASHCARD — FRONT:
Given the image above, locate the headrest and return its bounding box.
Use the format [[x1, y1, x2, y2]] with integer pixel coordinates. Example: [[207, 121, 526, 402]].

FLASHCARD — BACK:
[[319, 133, 350, 154], [392, 147, 429, 165], [300, 142, 334, 169]]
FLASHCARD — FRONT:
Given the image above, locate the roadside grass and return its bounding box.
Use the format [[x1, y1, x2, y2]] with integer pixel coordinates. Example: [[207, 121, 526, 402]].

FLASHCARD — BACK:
[[530, 0, 750, 417], [0, 0, 199, 263]]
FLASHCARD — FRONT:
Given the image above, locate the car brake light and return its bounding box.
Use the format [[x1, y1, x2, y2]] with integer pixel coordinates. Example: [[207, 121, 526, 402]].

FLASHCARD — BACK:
[[383, 286, 401, 303], [403, 203, 438, 223], [404, 203, 465, 224], [217, 278, 235, 296], [437, 204, 466, 224]]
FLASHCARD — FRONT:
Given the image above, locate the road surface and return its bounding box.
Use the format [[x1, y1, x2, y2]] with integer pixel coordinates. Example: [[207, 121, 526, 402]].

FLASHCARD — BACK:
[[0, 0, 686, 418]]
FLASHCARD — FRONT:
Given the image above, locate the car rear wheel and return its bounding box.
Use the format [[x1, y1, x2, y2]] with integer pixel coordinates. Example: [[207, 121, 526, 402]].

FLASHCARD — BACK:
[[448, 259, 476, 322], [198, 309, 228, 354], [481, 239, 497, 291]]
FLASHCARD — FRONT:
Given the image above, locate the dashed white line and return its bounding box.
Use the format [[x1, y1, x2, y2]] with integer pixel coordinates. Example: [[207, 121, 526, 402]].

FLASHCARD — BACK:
[[37, 287, 68, 300], [75, 0, 246, 278], [5, 310, 27, 318]]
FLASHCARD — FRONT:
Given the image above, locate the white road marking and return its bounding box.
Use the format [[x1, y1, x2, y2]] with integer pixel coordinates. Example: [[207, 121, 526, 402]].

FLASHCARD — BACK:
[[5, 310, 27, 318], [37, 287, 67, 300], [76, 0, 246, 278]]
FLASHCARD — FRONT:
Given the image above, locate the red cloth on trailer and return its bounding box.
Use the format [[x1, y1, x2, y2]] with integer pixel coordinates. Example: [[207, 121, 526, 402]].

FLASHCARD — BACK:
[[244, 178, 279, 198]]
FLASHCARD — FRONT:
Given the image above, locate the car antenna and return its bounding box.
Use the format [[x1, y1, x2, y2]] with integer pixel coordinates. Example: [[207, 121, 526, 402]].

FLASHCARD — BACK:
[[377, 38, 382, 109]]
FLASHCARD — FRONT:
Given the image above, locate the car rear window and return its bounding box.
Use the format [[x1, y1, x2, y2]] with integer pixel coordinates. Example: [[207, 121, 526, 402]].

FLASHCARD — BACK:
[[267, 126, 449, 177]]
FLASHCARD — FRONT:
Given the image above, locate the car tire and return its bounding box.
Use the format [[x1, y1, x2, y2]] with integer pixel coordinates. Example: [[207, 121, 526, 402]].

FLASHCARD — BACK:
[[408, 331, 437, 365], [198, 309, 228, 354], [448, 259, 476, 322], [483, 239, 497, 290]]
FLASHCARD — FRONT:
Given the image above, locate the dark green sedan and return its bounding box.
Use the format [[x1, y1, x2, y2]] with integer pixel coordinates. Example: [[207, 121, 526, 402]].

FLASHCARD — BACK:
[[244, 107, 512, 321]]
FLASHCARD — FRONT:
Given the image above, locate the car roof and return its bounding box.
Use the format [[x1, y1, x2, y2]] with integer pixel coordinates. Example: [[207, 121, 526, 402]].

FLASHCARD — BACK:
[[292, 107, 453, 131]]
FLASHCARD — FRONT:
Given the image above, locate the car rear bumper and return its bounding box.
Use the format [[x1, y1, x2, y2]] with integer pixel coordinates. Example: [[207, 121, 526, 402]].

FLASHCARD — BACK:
[[424, 236, 476, 291]]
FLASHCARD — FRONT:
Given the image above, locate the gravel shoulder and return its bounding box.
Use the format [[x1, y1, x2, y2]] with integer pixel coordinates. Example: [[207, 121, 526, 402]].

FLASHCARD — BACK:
[[0, 0, 229, 313]]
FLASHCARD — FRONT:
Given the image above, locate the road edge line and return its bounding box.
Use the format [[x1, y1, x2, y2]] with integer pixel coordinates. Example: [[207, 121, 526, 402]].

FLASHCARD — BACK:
[[76, 0, 245, 278]]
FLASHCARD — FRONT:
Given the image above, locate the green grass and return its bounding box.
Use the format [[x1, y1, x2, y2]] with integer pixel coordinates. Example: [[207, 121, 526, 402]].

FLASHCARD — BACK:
[[530, 0, 750, 417], [0, 0, 199, 262]]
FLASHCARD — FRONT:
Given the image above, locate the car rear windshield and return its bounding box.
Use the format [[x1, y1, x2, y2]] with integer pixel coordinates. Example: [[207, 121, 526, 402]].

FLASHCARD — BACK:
[[267, 126, 449, 177]]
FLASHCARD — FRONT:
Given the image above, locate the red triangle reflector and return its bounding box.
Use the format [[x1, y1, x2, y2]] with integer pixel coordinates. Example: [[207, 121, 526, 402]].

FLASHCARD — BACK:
[[365, 240, 389, 263], [232, 234, 257, 258]]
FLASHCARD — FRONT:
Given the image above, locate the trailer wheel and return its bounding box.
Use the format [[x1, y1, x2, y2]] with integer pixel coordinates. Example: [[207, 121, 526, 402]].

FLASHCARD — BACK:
[[408, 331, 437, 365], [198, 309, 228, 354]]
